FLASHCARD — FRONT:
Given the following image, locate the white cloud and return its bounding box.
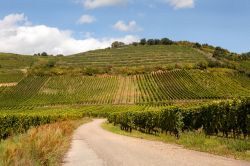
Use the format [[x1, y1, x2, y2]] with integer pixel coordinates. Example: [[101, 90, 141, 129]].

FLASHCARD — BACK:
[[0, 13, 29, 28], [0, 13, 139, 55], [113, 20, 142, 32], [77, 15, 96, 24], [82, 0, 127, 9], [164, 0, 195, 9]]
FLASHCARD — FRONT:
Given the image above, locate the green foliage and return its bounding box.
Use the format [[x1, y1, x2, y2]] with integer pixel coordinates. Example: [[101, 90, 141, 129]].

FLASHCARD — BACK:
[[213, 47, 229, 58], [193, 42, 202, 49], [140, 38, 146, 45], [132, 42, 138, 46], [195, 61, 208, 70], [0, 69, 249, 108], [108, 99, 250, 139], [41, 52, 48, 56], [46, 60, 56, 68], [111, 41, 125, 48], [0, 115, 59, 139], [0, 105, 151, 140], [160, 38, 173, 45], [147, 39, 155, 45], [0, 72, 24, 83]]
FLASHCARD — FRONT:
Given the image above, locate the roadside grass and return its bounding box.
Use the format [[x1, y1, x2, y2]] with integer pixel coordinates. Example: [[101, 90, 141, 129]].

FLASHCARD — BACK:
[[102, 122, 250, 161], [0, 118, 91, 166]]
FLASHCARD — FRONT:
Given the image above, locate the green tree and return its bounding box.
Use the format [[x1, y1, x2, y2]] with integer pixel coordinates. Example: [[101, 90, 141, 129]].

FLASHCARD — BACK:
[[213, 47, 228, 58], [111, 41, 125, 48], [41, 52, 48, 56], [147, 39, 155, 45], [132, 42, 138, 46], [140, 38, 146, 45], [154, 39, 161, 45], [160, 38, 173, 45], [193, 42, 202, 49]]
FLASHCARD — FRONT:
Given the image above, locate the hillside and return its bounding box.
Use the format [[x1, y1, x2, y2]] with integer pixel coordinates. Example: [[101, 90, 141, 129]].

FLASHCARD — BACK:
[[67, 45, 208, 67], [0, 45, 250, 108], [1, 45, 210, 76], [0, 44, 249, 109], [0, 68, 249, 109]]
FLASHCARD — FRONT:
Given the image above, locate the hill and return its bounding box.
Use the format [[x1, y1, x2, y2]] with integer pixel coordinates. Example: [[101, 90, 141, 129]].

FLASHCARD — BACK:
[[0, 68, 249, 109], [0, 43, 249, 109], [1, 44, 210, 76]]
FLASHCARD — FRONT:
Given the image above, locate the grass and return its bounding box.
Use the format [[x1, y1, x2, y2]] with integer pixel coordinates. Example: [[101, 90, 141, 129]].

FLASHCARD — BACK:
[[102, 122, 250, 161], [0, 118, 91, 166]]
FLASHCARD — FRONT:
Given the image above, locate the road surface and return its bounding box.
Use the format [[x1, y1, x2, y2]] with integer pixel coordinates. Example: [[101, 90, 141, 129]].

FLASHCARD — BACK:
[[63, 119, 249, 166]]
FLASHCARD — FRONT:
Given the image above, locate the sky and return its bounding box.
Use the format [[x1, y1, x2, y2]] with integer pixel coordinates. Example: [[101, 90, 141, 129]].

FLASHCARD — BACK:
[[0, 0, 249, 55]]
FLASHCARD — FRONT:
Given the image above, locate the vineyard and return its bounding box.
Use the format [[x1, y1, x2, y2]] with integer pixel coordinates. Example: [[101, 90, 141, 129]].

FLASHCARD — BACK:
[[0, 47, 250, 144], [108, 98, 250, 138], [0, 69, 249, 109], [1, 98, 250, 140], [0, 105, 161, 139], [63, 45, 208, 67]]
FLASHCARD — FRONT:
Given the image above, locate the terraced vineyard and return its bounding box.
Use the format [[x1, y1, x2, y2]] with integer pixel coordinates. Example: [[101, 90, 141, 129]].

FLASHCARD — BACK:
[[0, 53, 34, 69], [0, 72, 23, 83], [137, 70, 216, 103], [0, 69, 249, 109], [56, 45, 209, 68], [189, 68, 250, 97]]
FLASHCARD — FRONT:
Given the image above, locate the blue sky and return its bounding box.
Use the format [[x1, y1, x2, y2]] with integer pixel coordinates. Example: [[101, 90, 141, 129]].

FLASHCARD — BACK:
[[0, 0, 249, 55]]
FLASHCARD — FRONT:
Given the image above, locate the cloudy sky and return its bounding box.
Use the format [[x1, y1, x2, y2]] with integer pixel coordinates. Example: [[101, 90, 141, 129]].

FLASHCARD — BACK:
[[0, 0, 249, 55]]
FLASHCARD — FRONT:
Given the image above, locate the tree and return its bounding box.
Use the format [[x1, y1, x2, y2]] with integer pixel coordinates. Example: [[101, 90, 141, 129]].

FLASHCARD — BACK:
[[154, 39, 161, 45], [160, 38, 173, 45], [147, 39, 155, 45], [140, 38, 146, 45], [193, 42, 202, 49], [132, 42, 138, 46], [41, 52, 48, 56], [213, 47, 228, 58], [111, 41, 125, 48]]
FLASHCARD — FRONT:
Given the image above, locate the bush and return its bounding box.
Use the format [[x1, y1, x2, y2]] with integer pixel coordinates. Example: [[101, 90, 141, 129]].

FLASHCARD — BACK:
[[108, 98, 250, 139], [193, 43, 202, 49], [161, 38, 173, 45], [147, 39, 155, 45], [111, 41, 125, 48], [46, 61, 56, 68], [140, 39, 146, 45], [213, 47, 229, 58], [196, 61, 208, 70], [41, 52, 48, 56]]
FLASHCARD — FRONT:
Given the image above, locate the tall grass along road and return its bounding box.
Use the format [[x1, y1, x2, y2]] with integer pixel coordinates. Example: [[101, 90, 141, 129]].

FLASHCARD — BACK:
[[63, 119, 249, 166]]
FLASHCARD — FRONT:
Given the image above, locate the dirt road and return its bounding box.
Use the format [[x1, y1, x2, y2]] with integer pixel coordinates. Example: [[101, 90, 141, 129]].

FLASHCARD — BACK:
[[63, 119, 249, 166]]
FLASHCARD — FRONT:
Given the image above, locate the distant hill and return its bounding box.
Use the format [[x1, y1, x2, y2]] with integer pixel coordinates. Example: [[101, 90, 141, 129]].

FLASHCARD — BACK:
[[0, 45, 211, 76], [1, 43, 249, 75]]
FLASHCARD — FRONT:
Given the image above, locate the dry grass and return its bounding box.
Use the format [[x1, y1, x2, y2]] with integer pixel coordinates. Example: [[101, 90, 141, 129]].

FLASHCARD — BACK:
[[0, 118, 91, 166]]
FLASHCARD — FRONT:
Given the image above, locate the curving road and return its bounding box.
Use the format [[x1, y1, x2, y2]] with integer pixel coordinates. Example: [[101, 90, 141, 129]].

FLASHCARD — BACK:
[[63, 119, 249, 166]]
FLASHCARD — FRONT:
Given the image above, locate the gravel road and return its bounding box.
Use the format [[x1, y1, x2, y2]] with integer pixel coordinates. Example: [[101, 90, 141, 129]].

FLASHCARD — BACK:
[[63, 119, 249, 166]]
